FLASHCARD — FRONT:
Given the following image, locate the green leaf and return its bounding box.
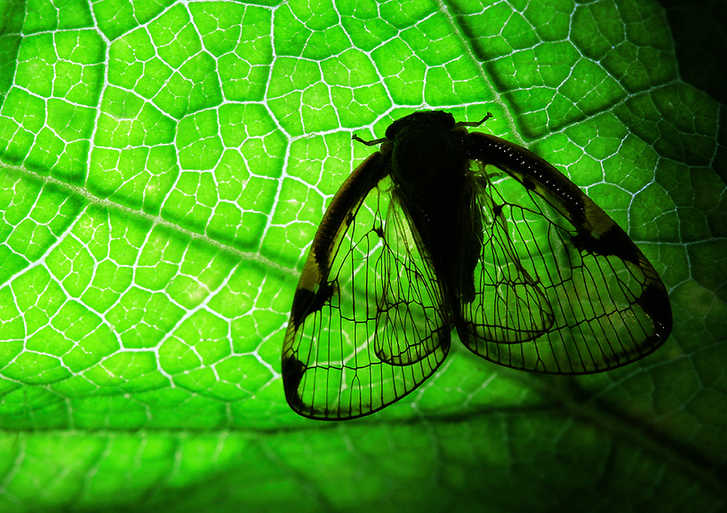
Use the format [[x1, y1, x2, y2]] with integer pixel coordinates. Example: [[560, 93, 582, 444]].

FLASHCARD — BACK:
[[0, 0, 725, 511]]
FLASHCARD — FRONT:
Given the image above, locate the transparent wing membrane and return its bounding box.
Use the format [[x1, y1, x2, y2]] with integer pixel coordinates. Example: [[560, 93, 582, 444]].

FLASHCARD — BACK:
[[374, 196, 447, 366], [460, 174, 555, 343], [283, 159, 449, 420], [460, 134, 672, 373]]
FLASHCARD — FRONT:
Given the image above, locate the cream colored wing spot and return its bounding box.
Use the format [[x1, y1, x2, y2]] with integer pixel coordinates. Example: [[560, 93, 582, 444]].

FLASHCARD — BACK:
[[582, 199, 616, 239], [298, 252, 324, 292]]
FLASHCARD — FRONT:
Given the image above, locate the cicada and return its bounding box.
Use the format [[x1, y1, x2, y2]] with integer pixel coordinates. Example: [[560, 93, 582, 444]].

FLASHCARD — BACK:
[[282, 110, 672, 420]]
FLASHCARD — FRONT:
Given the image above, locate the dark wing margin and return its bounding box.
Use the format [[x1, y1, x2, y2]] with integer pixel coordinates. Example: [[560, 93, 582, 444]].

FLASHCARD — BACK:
[[282, 152, 450, 420], [457, 132, 672, 373]]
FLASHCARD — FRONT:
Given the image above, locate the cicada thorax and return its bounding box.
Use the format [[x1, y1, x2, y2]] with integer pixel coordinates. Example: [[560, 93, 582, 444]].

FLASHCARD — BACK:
[[388, 126, 482, 310]]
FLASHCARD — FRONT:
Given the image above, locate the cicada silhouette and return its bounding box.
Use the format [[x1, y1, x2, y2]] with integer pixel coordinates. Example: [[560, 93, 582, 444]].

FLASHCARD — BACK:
[[282, 110, 672, 420]]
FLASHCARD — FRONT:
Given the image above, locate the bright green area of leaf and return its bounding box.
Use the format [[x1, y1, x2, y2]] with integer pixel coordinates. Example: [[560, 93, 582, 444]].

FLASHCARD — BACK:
[[0, 0, 726, 511]]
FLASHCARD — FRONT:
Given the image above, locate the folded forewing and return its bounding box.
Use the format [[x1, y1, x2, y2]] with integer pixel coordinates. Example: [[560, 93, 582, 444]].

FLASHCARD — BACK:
[[373, 193, 449, 366], [458, 171, 555, 344], [457, 133, 672, 373]]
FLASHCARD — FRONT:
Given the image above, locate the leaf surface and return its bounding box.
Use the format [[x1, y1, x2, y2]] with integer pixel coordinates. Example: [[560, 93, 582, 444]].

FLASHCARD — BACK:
[[0, 0, 725, 511]]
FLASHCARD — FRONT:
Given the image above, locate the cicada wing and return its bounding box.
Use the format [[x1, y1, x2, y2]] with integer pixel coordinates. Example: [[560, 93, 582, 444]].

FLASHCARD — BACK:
[[457, 132, 672, 373], [282, 154, 449, 420]]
